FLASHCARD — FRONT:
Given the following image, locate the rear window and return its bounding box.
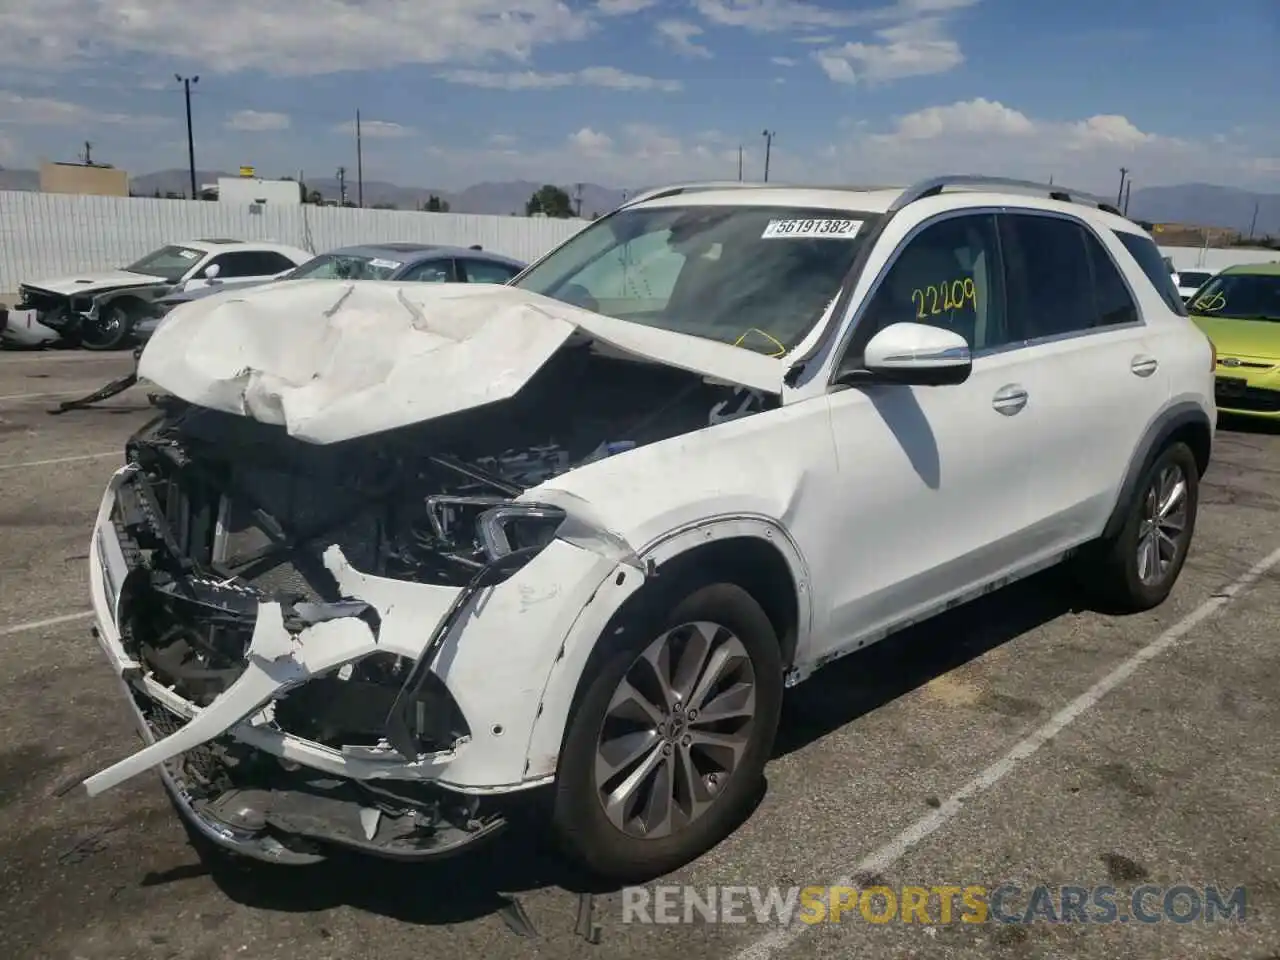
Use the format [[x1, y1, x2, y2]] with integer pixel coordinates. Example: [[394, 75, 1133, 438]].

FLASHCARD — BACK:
[[1114, 231, 1188, 316], [1178, 271, 1212, 289]]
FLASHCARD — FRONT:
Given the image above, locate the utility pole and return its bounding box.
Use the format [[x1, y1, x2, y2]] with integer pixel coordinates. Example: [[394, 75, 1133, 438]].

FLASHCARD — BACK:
[[81, 141, 93, 165], [574, 182, 584, 218], [1248, 200, 1259, 239], [738, 145, 743, 181], [1123, 179, 1132, 215], [176, 74, 199, 199], [761, 129, 775, 182], [355, 109, 363, 208], [1116, 166, 1128, 207], [337, 166, 347, 206]]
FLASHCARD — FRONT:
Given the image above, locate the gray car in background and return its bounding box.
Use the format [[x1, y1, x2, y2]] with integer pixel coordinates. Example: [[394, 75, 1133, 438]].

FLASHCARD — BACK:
[[133, 242, 526, 341]]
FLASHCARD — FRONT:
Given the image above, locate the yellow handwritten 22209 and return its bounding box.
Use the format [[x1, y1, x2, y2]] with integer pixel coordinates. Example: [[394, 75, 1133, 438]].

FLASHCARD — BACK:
[[912, 278, 976, 320]]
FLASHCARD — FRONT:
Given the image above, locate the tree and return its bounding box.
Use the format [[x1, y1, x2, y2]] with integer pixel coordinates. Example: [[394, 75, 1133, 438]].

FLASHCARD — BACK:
[[306, 190, 323, 204], [424, 194, 449, 212], [373, 201, 397, 210], [526, 184, 574, 218]]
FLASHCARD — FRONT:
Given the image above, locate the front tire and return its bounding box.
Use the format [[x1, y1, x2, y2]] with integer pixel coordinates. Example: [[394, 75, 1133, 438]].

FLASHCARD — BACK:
[[1077, 441, 1200, 612], [552, 583, 783, 882], [80, 301, 138, 351]]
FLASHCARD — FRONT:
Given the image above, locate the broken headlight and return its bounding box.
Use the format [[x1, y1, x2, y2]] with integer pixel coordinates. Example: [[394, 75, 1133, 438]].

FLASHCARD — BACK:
[[476, 503, 567, 561]]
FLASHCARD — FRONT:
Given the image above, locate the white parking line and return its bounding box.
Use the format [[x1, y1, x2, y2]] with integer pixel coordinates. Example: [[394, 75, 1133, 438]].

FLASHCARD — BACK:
[[0, 451, 119, 470], [0, 610, 93, 638], [735, 542, 1280, 960], [0, 390, 82, 402], [0, 351, 127, 365]]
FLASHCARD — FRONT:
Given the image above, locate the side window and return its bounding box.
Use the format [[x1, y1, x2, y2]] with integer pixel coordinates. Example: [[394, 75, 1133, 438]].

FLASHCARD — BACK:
[[253, 251, 301, 275], [999, 214, 1099, 341], [460, 259, 519, 284], [401, 259, 454, 282], [1081, 229, 1139, 327], [1113, 231, 1189, 316], [205, 251, 286, 278], [856, 213, 1006, 351]]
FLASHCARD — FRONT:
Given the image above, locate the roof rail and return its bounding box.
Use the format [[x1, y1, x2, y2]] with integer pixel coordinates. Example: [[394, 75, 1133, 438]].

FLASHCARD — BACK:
[[889, 175, 1123, 216], [619, 181, 772, 208]]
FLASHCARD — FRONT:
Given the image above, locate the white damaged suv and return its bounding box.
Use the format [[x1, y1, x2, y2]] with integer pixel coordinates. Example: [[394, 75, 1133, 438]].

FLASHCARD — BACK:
[[80, 176, 1215, 881]]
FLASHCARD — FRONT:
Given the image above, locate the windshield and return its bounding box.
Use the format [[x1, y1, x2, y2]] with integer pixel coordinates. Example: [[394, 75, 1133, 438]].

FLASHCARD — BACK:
[[511, 204, 875, 355], [125, 245, 205, 282], [1189, 272, 1280, 322], [290, 253, 404, 280]]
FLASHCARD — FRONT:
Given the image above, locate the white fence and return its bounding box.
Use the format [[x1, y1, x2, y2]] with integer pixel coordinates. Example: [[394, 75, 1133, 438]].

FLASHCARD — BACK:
[[0, 191, 588, 293]]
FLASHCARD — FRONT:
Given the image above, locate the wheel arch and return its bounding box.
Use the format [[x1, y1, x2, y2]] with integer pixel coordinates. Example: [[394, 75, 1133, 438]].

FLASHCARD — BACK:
[[1102, 401, 1212, 540], [520, 515, 811, 781]]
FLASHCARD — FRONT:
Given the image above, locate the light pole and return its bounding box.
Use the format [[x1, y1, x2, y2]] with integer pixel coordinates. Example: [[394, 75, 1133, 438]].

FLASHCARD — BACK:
[[761, 129, 775, 182], [1116, 166, 1128, 207], [176, 74, 199, 199]]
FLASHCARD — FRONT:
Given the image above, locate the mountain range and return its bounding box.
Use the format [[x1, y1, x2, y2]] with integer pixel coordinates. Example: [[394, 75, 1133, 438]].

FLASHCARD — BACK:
[[0, 166, 1276, 236]]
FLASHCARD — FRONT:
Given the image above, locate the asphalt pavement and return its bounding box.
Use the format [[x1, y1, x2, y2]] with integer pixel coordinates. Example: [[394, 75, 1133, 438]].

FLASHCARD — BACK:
[[0, 350, 1276, 960]]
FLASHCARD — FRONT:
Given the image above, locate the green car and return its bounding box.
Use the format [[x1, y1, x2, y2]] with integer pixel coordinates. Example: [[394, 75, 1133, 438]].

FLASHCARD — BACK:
[[1189, 261, 1280, 421]]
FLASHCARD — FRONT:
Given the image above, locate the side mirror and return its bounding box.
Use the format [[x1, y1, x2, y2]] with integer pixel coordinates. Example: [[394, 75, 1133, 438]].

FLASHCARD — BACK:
[[203, 263, 221, 281], [845, 322, 972, 386]]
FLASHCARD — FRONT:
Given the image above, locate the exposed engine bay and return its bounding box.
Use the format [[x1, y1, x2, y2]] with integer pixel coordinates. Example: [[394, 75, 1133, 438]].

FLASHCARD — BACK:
[[105, 343, 773, 860]]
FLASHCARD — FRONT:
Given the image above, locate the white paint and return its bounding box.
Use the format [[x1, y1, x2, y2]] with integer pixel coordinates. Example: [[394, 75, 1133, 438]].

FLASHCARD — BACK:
[[0, 610, 92, 637], [0, 189, 587, 293], [0, 451, 119, 470], [138, 279, 784, 442], [734, 541, 1280, 960], [0, 351, 135, 365], [0, 389, 99, 402]]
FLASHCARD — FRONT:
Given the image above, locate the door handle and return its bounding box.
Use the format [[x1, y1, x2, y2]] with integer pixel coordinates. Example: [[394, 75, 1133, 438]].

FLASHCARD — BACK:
[[992, 384, 1028, 416], [1131, 355, 1159, 377]]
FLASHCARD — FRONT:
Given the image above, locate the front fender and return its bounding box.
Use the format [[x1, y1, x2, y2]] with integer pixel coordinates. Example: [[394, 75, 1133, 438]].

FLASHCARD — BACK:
[[519, 512, 812, 782]]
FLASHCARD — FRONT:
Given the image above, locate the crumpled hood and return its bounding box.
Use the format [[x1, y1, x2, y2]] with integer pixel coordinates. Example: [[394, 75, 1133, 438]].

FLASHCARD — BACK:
[[25, 270, 163, 297], [137, 279, 786, 444]]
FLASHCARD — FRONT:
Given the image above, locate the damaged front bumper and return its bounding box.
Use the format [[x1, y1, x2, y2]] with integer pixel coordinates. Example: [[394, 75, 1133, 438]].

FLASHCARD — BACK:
[[84, 463, 629, 864]]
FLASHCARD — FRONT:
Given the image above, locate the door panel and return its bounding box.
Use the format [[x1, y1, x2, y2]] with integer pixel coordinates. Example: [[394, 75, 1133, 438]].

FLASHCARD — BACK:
[[997, 212, 1170, 550], [808, 211, 1040, 661], [813, 351, 1040, 657]]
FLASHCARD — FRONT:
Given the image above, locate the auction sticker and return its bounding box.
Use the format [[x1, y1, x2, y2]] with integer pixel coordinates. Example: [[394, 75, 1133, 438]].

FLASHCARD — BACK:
[[762, 218, 862, 239], [369, 259, 402, 269]]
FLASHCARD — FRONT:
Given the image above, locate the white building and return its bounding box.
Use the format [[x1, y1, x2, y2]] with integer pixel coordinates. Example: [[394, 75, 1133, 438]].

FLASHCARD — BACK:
[[204, 176, 304, 207]]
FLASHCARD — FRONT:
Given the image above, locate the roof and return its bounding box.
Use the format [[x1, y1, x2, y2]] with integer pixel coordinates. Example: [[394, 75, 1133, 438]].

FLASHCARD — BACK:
[[172, 239, 313, 258], [624, 178, 1145, 235], [1222, 260, 1280, 276]]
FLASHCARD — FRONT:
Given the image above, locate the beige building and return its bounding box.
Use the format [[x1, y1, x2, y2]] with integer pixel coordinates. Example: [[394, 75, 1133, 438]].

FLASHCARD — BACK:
[[38, 160, 129, 197]]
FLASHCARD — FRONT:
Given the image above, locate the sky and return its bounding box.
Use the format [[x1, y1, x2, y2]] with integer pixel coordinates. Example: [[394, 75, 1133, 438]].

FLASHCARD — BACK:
[[0, 0, 1276, 195]]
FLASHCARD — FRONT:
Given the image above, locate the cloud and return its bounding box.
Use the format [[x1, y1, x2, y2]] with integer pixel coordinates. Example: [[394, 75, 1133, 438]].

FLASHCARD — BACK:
[[657, 19, 713, 57], [815, 17, 963, 84], [438, 66, 682, 91], [568, 127, 614, 155], [693, 0, 978, 33], [596, 0, 657, 12], [415, 98, 1271, 196], [224, 109, 290, 132], [0, 0, 596, 77], [771, 55, 797, 66], [330, 118, 412, 138], [0, 90, 165, 126]]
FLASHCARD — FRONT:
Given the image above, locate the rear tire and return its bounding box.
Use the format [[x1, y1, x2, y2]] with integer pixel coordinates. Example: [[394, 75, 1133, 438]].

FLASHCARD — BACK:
[[551, 582, 783, 883], [1075, 441, 1199, 612]]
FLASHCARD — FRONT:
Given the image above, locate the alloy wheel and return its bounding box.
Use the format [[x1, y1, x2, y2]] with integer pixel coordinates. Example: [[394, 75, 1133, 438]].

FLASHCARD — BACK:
[[593, 621, 757, 840], [1136, 463, 1188, 586]]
